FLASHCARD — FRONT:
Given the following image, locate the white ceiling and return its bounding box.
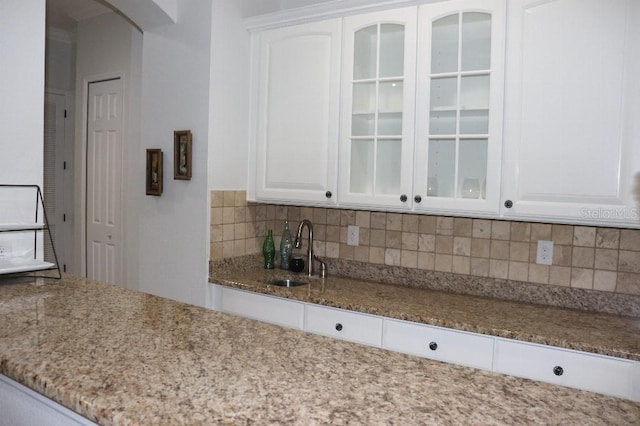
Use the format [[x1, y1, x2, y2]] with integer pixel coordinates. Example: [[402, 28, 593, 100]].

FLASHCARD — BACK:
[[45, 0, 346, 32], [46, 0, 114, 31]]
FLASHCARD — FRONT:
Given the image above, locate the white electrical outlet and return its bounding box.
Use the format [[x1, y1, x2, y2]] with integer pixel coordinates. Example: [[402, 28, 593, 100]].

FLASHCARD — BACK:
[[536, 240, 554, 265], [347, 225, 359, 246], [0, 242, 11, 259]]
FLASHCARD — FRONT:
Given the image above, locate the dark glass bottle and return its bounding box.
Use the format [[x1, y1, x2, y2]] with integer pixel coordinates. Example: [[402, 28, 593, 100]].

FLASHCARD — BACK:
[[280, 219, 293, 270], [262, 229, 275, 269]]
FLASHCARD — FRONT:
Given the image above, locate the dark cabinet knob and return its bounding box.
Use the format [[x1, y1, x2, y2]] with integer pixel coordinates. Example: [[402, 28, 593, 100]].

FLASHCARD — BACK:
[[429, 341, 438, 351], [325, 191, 332, 199], [335, 323, 343, 331], [414, 195, 422, 203], [504, 200, 513, 208], [400, 194, 407, 202], [553, 366, 564, 376]]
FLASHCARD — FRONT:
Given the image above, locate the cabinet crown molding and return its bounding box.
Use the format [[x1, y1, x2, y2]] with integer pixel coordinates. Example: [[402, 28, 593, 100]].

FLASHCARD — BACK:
[[244, 0, 443, 31]]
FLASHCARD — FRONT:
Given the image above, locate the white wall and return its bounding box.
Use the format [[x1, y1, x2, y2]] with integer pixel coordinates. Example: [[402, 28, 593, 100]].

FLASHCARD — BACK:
[[0, 0, 45, 191], [45, 32, 76, 92], [134, 0, 212, 306], [208, 0, 251, 190], [71, 3, 212, 306], [72, 12, 142, 279], [0, 0, 46, 257]]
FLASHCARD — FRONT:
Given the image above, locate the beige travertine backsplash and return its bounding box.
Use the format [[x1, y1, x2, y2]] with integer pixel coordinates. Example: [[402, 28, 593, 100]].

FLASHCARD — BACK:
[[210, 190, 640, 296]]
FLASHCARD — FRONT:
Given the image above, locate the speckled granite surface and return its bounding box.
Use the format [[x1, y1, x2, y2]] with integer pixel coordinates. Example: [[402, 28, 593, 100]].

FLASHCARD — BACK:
[[210, 256, 640, 361], [212, 255, 640, 316], [1, 275, 639, 425]]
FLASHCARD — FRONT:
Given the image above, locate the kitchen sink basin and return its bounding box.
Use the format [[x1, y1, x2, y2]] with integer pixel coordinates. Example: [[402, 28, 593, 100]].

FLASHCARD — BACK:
[[261, 278, 310, 287]]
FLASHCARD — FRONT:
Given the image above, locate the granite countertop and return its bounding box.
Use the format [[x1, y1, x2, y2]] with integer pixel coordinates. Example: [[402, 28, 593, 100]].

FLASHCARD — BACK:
[[210, 267, 640, 362], [1, 275, 639, 425]]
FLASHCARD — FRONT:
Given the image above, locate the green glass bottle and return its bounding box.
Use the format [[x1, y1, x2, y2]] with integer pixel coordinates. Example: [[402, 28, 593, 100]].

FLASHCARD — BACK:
[[263, 229, 275, 269]]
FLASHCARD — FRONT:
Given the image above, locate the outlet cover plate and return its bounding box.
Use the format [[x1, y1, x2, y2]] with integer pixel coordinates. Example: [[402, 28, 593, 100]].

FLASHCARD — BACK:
[[536, 240, 553, 265], [347, 225, 359, 246]]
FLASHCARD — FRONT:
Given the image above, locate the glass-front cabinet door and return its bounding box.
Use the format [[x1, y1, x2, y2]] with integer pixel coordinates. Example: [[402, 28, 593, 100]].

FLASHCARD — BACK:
[[339, 7, 418, 208], [414, 0, 505, 214]]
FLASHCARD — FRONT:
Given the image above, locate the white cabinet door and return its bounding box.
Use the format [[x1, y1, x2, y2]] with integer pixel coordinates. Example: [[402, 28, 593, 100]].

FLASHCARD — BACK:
[[0, 374, 96, 426], [220, 287, 304, 330], [494, 339, 636, 400], [383, 318, 494, 370], [339, 2, 506, 215], [338, 7, 418, 209], [501, 0, 640, 227], [305, 304, 384, 347], [413, 0, 506, 216], [250, 18, 341, 205]]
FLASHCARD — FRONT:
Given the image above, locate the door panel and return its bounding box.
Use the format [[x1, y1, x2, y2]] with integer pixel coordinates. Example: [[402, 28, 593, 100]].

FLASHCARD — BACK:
[[501, 0, 640, 226], [86, 79, 123, 285], [253, 18, 341, 204]]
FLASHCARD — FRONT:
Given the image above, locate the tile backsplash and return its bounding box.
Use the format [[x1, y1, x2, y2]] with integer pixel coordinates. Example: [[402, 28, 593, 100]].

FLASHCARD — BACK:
[[210, 190, 640, 296]]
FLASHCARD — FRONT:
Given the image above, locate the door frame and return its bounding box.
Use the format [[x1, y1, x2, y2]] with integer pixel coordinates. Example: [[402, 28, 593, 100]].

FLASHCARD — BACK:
[[44, 88, 74, 273], [74, 72, 127, 284]]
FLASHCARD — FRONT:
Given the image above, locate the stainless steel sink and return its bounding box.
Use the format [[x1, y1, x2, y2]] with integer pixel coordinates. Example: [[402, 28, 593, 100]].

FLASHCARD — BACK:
[[261, 278, 310, 287]]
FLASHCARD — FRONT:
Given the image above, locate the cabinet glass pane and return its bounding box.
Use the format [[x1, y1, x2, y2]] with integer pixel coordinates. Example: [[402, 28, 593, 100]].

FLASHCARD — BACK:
[[427, 139, 455, 198], [431, 14, 459, 74], [379, 81, 403, 112], [461, 13, 491, 71], [378, 113, 403, 136], [460, 110, 489, 134], [429, 111, 456, 135], [430, 77, 458, 109], [352, 114, 375, 136], [354, 26, 377, 79], [350, 139, 374, 193], [376, 139, 401, 194], [458, 139, 487, 199], [460, 75, 489, 109], [379, 24, 405, 78], [378, 81, 403, 135], [352, 82, 376, 136], [353, 82, 376, 113]]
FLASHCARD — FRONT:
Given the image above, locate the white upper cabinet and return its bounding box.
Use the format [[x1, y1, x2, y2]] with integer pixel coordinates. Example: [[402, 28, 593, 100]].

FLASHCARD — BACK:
[[338, 7, 418, 209], [249, 19, 341, 204], [414, 0, 506, 215], [501, 0, 640, 227], [247, 0, 640, 227]]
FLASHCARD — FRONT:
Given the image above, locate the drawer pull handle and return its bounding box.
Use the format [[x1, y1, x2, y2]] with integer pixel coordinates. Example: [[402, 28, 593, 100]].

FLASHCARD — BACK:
[[429, 341, 438, 351], [325, 191, 332, 199], [553, 366, 564, 376], [335, 323, 343, 332]]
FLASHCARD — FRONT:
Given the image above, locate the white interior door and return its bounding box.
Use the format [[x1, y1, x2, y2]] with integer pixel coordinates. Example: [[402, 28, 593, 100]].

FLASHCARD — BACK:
[[86, 79, 123, 285]]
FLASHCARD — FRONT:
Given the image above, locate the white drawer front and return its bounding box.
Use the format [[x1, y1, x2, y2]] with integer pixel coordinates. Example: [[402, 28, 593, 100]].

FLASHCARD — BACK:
[[221, 287, 304, 330], [305, 305, 383, 347], [383, 319, 494, 370], [494, 339, 635, 400]]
